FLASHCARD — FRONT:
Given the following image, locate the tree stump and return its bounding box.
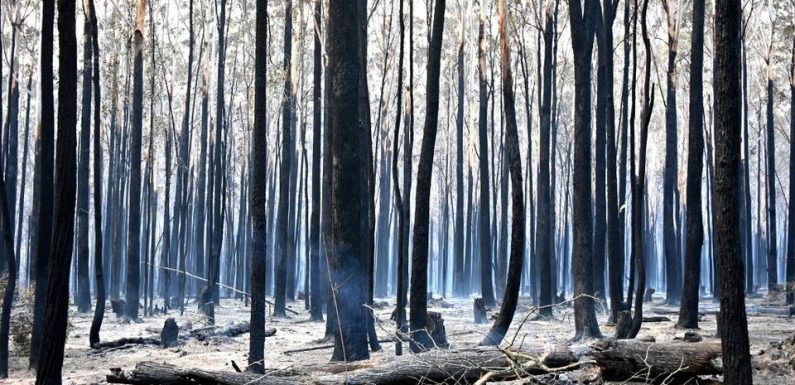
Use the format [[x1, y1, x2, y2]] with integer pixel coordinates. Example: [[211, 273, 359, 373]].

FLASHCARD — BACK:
[[427, 311, 448, 348], [160, 318, 179, 348], [615, 310, 632, 339], [474, 298, 487, 324], [683, 331, 702, 343], [111, 299, 126, 318], [643, 288, 655, 302]]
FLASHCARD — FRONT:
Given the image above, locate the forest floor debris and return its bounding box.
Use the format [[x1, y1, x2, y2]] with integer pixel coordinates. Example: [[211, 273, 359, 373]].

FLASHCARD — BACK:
[[3, 293, 795, 384]]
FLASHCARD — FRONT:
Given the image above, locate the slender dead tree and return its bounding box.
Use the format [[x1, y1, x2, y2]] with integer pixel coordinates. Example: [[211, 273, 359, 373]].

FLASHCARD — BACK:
[[713, 0, 753, 382], [764, 22, 777, 292], [477, 0, 495, 307], [249, 0, 268, 373], [30, 0, 56, 369], [391, 0, 407, 356], [75, 0, 93, 313], [35, 0, 79, 380], [677, 0, 704, 329], [87, 0, 105, 347], [662, 0, 681, 304], [537, 0, 554, 318], [788, 34, 795, 295], [569, 0, 601, 340], [481, 0, 525, 346], [627, 0, 654, 340], [125, 0, 147, 321]]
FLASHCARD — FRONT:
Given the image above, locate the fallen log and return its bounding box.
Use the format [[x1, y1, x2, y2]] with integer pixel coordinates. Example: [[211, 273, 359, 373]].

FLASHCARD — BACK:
[[344, 340, 722, 385], [106, 340, 722, 385], [641, 316, 671, 322], [190, 322, 277, 340], [107, 362, 307, 385], [95, 337, 161, 349]]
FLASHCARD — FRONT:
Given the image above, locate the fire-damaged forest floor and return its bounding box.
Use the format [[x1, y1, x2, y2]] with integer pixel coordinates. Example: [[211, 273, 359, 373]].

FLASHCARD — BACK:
[[5, 292, 795, 384]]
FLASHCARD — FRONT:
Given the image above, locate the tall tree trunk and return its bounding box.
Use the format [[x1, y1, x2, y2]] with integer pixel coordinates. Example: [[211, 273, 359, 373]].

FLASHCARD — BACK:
[[481, 0, 525, 346], [569, 0, 601, 340], [391, 0, 408, 356], [477, 0, 495, 307], [249, 0, 268, 366], [309, 0, 324, 322], [274, 0, 293, 317], [178, 0, 195, 314], [628, 0, 654, 339], [125, 0, 147, 321], [713, 0, 752, 381], [327, 0, 370, 363], [454, 1, 466, 298], [75, 1, 93, 313], [409, 0, 446, 353], [662, 0, 681, 304], [765, 31, 778, 291], [592, 0, 607, 304], [34, 0, 78, 380], [537, 1, 554, 318], [15, 75, 32, 279], [786, 35, 795, 300], [30, 0, 56, 369], [2, 4, 20, 280], [603, 0, 621, 323], [741, 19, 753, 294], [0, 13, 18, 375], [677, 0, 704, 329]]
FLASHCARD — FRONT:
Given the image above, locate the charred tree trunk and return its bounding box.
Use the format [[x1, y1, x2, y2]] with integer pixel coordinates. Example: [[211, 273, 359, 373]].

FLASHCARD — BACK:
[[477, 0, 495, 307], [537, 1, 554, 318], [409, 0, 446, 353], [88, 0, 104, 345], [309, 0, 324, 322], [75, 1, 93, 313], [569, 0, 601, 340], [249, 0, 269, 372], [454, 2, 466, 298], [29, 0, 56, 370], [274, 0, 293, 317], [35, 0, 79, 380], [662, 0, 681, 304], [677, 0, 704, 329], [765, 32, 778, 292], [603, 0, 621, 323], [480, 0, 525, 347], [327, 0, 370, 362], [713, 0, 753, 381], [628, 0, 654, 340], [787, 35, 795, 294]]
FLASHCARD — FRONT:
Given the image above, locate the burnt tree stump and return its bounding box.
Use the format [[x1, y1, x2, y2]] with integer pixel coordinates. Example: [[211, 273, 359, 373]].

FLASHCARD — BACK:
[[160, 318, 179, 348], [474, 298, 487, 324], [615, 310, 632, 339], [643, 288, 655, 302]]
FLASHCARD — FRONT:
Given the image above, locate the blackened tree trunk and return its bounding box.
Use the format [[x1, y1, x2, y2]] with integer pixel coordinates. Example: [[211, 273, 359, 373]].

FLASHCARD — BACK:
[[765, 33, 777, 292], [628, 0, 654, 339], [677, 0, 704, 329], [30, 0, 56, 369], [592, 1, 607, 304], [741, 19, 753, 294], [249, 0, 268, 372], [603, 0, 621, 323], [274, 0, 293, 317], [788, 36, 795, 294], [454, 2, 466, 298], [569, 0, 601, 340], [178, 0, 195, 314], [327, 0, 369, 362], [481, 0, 525, 346], [477, 0, 495, 307], [2, 7, 19, 280], [662, 0, 681, 304], [75, 1, 93, 313], [309, 0, 324, 322], [125, 0, 147, 321], [0, 31, 19, 376], [713, 0, 753, 381], [34, 0, 78, 380], [391, 0, 408, 356], [409, 0, 446, 353], [537, 1, 554, 318], [87, 0, 105, 346]]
